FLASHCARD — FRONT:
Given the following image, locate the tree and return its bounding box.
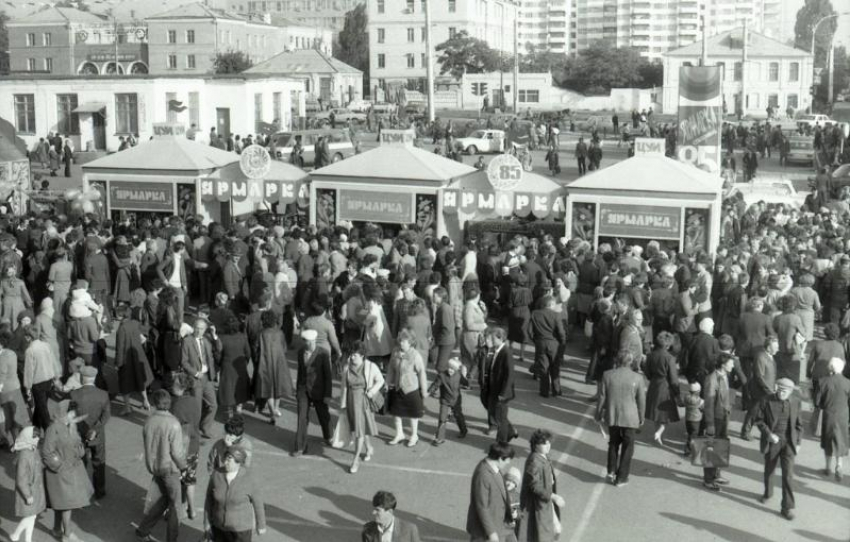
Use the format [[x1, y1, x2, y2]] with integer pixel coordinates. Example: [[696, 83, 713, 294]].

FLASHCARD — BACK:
[[638, 60, 664, 88], [213, 51, 253, 74], [559, 43, 652, 94], [794, 0, 837, 67], [436, 31, 506, 78], [518, 44, 566, 74], [334, 4, 369, 96], [0, 11, 8, 75], [816, 45, 850, 105]]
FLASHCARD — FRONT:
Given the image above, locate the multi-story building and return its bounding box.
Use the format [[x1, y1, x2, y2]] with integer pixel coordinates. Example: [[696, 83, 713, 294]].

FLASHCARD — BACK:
[[570, 0, 704, 61], [269, 15, 334, 55], [145, 2, 287, 75], [367, 0, 518, 93], [6, 6, 150, 75], [518, 0, 570, 55], [662, 29, 813, 116], [229, 0, 364, 32]]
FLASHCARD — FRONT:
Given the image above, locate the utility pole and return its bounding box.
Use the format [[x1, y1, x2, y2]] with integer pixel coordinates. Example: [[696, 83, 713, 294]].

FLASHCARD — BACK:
[[740, 19, 747, 118], [424, 0, 435, 123], [114, 16, 119, 74], [700, 15, 707, 66], [513, 5, 519, 114], [827, 42, 835, 105]]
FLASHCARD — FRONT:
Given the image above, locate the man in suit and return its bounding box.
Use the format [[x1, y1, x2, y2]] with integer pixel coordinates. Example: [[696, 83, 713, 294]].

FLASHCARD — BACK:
[[530, 295, 567, 398], [466, 442, 517, 542], [702, 354, 735, 491], [483, 327, 517, 442], [596, 351, 646, 487], [362, 490, 421, 542], [221, 246, 248, 314], [157, 235, 207, 322], [429, 287, 456, 372], [685, 318, 720, 392], [180, 316, 219, 439], [742, 335, 779, 440], [753, 378, 804, 520], [70, 366, 111, 499], [292, 329, 333, 457], [83, 239, 111, 314]]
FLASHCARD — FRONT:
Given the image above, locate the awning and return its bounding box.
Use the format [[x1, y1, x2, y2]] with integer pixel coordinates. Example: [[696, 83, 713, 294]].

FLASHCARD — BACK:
[[72, 102, 106, 115]]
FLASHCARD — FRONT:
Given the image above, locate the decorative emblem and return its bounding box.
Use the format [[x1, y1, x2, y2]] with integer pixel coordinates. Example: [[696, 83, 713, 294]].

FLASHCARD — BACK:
[[76, 30, 88, 43], [135, 28, 148, 41], [486, 153, 524, 191], [240, 144, 272, 179]]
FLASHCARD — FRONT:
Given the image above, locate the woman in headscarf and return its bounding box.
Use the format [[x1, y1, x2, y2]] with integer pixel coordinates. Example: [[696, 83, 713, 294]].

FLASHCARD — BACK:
[[790, 273, 821, 342], [814, 357, 850, 481], [33, 298, 61, 364], [0, 264, 32, 331], [217, 315, 252, 419], [47, 247, 73, 311], [254, 310, 293, 423], [111, 236, 134, 308], [114, 305, 154, 415], [156, 286, 183, 375], [644, 331, 681, 446]]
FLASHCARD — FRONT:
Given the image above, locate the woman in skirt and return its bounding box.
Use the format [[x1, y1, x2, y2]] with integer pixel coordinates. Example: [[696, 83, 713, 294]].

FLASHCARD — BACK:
[[339, 340, 385, 473], [386, 329, 428, 447]]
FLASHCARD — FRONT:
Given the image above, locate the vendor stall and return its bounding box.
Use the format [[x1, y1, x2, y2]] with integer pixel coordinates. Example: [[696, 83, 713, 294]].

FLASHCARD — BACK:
[[0, 133, 30, 215], [308, 140, 475, 239], [565, 154, 724, 254], [83, 132, 306, 225]]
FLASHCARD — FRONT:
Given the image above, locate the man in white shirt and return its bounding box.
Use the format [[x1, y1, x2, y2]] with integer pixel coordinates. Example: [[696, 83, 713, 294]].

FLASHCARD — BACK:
[[180, 317, 219, 439]]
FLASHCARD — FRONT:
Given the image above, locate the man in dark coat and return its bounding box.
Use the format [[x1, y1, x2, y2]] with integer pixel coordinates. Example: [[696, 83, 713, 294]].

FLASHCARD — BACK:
[[574, 137, 588, 175], [823, 255, 850, 323], [530, 296, 567, 398], [685, 317, 720, 391], [702, 355, 735, 491], [466, 442, 517, 542], [742, 336, 779, 439], [429, 287, 456, 372], [481, 326, 517, 442], [753, 378, 804, 520], [362, 490, 422, 542], [292, 329, 333, 456], [70, 366, 111, 499]]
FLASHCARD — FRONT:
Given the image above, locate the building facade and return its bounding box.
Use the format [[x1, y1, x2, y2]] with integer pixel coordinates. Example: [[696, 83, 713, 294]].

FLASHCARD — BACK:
[[246, 49, 362, 106], [0, 75, 305, 152], [7, 6, 150, 76], [270, 16, 334, 55], [705, 0, 783, 40], [227, 0, 363, 32], [367, 0, 518, 93], [662, 29, 813, 116], [518, 0, 570, 55]]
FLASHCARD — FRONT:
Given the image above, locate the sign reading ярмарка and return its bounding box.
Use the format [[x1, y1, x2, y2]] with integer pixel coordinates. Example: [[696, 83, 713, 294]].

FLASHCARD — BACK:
[[598, 203, 681, 240], [337, 189, 413, 224], [109, 181, 174, 212]]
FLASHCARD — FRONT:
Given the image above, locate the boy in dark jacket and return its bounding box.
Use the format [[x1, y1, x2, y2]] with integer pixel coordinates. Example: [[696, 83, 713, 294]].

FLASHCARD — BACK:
[[431, 358, 468, 446]]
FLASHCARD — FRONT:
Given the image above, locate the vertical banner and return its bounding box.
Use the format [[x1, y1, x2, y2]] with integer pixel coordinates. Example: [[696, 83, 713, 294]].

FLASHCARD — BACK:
[[677, 66, 722, 173]]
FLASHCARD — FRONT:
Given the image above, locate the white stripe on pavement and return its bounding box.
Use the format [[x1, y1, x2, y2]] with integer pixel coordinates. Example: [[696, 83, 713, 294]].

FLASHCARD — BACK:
[[568, 471, 608, 542], [254, 449, 469, 477]]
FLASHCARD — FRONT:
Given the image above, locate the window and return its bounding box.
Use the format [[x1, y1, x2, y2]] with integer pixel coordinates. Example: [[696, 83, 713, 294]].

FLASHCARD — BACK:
[[787, 93, 798, 109], [187, 55, 196, 68], [768, 94, 779, 108], [733, 61, 742, 81], [44, 58, 53, 72], [115, 93, 139, 134], [378, 53, 385, 68], [189, 91, 200, 128], [449, 0, 456, 12], [186, 30, 195, 43], [407, 28, 415, 42], [377, 0, 384, 13], [14, 95, 35, 134], [406, 54, 415, 68], [377, 28, 385, 43], [167, 30, 177, 44], [43, 33, 52, 46], [789, 62, 799, 82], [167, 54, 177, 69], [449, 27, 457, 39], [421, 27, 426, 42], [769, 62, 779, 82], [26, 58, 36, 71], [26, 33, 35, 47], [518, 89, 540, 103], [406, 0, 414, 11], [254, 93, 263, 133], [273, 92, 282, 126], [421, 53, 426, 67]]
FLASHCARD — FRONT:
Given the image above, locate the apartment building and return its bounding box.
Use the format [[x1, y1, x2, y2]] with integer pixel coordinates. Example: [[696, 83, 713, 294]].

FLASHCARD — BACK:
[[227, 0, 363, 31], [518, 0, 570, 54], [705, 0, 783, 40], [368, 0, 518, 92]]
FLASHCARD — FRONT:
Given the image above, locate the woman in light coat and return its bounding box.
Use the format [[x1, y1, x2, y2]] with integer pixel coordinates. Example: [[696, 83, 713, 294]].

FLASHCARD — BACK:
[[339, 340, 385, 473], [790, 273, 821, 342], [386, 329, 428, 447], [461, 288, 488, 378]]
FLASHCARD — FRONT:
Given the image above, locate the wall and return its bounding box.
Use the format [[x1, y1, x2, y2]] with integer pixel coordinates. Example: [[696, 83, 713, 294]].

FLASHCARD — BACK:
[[8, 24, 74, 74], [460, 72, 582, 110]]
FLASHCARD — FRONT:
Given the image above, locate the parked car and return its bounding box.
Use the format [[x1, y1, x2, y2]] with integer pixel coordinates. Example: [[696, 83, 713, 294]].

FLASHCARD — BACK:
[[727, 178, 806, 208], [456, 129, 506, 154], [576, 115, 616, 133], [403, 102, 427, 119], [347, 99, 372, 113], [796, 113, 832, 129], [785, 135, 815, 165], [268, 128, 355, 167], [370, 102, 398, 115], [314, 108, 367, 125]]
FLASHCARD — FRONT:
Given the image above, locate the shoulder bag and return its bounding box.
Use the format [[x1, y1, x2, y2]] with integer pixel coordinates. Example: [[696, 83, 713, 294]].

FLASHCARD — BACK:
[[365, 361, 386, 415]]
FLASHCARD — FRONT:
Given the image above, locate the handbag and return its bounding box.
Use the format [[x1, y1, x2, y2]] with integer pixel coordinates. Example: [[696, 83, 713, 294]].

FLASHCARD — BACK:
[[690, 437, 731, 468], [365, 361, 386, 414]]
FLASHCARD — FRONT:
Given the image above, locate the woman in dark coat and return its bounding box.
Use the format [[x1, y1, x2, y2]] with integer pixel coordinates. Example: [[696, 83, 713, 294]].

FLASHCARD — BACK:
[[519, 429, 564, 542], [217, 315, 252, 418], [644, 331, 681, 445], [156, 286, 183, 375], [114, 306, 154, 415], [508, 272, 533, 363], [111, 238, 134, 307], [42, 407, 93, 541], [814, 357, 850, 481], [254, 310, 293, 423], [807, 323, 845, 436]]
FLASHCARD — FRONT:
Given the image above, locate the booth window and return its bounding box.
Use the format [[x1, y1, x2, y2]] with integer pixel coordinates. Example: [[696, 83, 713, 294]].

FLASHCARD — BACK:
[[14, 94, 36, 135], [115, 93, 138, 135], [56, 94, 80, 135]]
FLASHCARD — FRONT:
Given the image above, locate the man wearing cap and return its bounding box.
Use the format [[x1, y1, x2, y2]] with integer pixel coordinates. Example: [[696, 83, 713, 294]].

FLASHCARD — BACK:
[[753, 378, 804, 520], [70, 366, 111, 499], [702, 354, 735, 492], [180, 316, 220, 439], [292, 329, 333, 456]]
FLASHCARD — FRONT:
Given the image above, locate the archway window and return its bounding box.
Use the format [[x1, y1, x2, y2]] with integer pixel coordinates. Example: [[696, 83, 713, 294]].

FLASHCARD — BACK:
[[78, 62, 99, 75]]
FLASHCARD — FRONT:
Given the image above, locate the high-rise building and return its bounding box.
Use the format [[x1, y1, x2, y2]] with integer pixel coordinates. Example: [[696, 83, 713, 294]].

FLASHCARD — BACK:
[[705, 0, 785, 40], [518, 0, 571, 55], [367, 0, 518, 94]]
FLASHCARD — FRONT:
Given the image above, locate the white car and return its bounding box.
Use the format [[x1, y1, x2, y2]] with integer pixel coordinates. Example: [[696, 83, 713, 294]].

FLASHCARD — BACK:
[[727, 178, 807, 208], [457, 130, 506, 155], [347, 99, 372, 113], [796, 113, 832, 129], [314, 108, 367, 125]]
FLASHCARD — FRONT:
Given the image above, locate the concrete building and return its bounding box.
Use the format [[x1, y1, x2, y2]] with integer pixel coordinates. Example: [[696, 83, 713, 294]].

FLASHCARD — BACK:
[[662, 29, 813, 116], [0, 74, 305, 152], [229, 0, 363, 32], [367, 0, 518, 92], [145, 2, 287, 74], [518, 0, 570, 55], [705, 0, 784, 41], [6, 6, 150, 75], [246, 49, 362, 106], [269, 15, 334, 55]]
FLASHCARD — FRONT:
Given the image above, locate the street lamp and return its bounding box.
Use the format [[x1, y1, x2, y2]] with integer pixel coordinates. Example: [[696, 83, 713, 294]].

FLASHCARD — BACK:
[[810, 11, 849, 108]]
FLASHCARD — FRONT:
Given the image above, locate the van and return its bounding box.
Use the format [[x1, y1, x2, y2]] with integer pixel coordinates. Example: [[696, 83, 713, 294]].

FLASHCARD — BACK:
[[268, 129, 355, 167]]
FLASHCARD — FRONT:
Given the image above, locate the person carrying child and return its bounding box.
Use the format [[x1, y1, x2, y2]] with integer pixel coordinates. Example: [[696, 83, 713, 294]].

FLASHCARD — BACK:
[[430, 357, 468, 446]]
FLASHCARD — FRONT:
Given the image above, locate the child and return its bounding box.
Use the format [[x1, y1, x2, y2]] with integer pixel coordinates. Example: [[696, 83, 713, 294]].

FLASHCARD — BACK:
[[9, 426, 46, 542], [431, 358, 468, 446], [504, 466, 522, 533], [684, 382, 704, 457]]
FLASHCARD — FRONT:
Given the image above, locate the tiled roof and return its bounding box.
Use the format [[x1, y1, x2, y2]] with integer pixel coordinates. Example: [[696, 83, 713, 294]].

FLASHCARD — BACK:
[[247, 49, 361, 75], [666, 29, 810, 58], [9, 5, 106, 25]]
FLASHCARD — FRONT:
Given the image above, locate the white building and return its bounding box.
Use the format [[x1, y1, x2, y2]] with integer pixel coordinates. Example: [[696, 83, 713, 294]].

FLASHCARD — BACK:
[[662, 29, 813, 116], [246, 49, 362, 106], [0, 74, 305, 153], [518, 0, 570, 55], [367, 0, 518, 93]]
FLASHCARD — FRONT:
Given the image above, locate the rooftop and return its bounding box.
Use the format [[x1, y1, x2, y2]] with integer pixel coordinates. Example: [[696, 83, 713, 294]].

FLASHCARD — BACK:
[[311, 145, 475, 183], [567, 154, 724, 196], [147, 2, 250, 22], [247, 49, 361, 76], [83, 136, 238, 172], [665, 29, 810, 58], [7, 5, 106, 26]]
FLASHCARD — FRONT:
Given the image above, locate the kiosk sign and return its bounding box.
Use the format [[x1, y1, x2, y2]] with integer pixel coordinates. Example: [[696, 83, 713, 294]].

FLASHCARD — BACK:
[[634, 138, 666, 156], [599, 203, 680, 239], [109, 181, 174, 211], [486, 154, 524, 191], [338, 189, 413, 224]]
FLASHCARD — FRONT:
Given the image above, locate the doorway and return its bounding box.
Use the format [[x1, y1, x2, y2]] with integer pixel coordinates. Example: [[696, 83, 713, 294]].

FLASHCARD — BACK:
[[93, 113, 106, 150], [216, 108, 231, 138]]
